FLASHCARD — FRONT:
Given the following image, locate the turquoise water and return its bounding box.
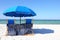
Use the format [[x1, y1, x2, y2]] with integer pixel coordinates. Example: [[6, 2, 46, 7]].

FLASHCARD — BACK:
[[0, 19, 60, 24]]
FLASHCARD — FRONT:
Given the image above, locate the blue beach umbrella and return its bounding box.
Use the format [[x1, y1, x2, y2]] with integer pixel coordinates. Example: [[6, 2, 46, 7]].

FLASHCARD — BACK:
[[3, 6, 36, 24]]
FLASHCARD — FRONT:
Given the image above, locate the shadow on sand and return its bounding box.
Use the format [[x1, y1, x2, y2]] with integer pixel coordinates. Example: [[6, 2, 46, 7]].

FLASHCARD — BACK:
[[33, 28, 54, 34]]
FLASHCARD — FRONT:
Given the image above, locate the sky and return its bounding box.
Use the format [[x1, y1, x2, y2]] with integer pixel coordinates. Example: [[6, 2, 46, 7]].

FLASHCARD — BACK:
[[0, 0, 60, 20]]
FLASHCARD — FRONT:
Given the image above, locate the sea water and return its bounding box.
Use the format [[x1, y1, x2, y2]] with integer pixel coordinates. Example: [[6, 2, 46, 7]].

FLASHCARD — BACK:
[[0, 19, 60, 24]]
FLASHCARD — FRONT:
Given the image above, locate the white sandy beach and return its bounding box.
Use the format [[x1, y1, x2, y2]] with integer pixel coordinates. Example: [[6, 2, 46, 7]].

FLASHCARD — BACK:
[[0, 24, 60, 40]]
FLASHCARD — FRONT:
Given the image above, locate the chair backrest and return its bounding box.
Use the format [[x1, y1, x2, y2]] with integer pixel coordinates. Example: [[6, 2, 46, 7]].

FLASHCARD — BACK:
[[7, 19, 15, 28], [25, 19, 33, 28], [8, 19, 14, 24], [26, 19, 32, 24]]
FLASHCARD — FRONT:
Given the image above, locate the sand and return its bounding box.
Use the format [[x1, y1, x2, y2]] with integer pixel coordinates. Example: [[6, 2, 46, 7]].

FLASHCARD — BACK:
[[0, 24, 60, 40]]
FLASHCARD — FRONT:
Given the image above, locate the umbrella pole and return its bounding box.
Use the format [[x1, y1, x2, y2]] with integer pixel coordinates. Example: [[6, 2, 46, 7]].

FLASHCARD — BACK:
[[20, 17, 21, 24]]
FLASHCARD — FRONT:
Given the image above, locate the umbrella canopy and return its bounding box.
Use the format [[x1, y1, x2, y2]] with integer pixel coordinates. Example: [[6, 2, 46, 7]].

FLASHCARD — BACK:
[[3, 6, 36, 24], [4, 6, 36, 17]]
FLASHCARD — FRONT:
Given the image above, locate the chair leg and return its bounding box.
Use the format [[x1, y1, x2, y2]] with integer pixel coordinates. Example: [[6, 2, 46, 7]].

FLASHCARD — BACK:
[[25, 29, 33, 34]]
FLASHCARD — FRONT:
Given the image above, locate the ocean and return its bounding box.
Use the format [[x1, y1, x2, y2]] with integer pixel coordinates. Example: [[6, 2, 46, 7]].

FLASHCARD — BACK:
[[0, 19, 60, 24]]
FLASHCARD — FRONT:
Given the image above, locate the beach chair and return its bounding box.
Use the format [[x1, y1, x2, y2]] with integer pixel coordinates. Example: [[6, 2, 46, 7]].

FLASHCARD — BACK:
[[7, 19, 16, 36], [25, 19, 33, 34]]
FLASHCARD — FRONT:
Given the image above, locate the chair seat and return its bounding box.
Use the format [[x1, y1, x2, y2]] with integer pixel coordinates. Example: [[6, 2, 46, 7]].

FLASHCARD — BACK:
[[8, 30, 16, 36], [25, 24, 33, 28]]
